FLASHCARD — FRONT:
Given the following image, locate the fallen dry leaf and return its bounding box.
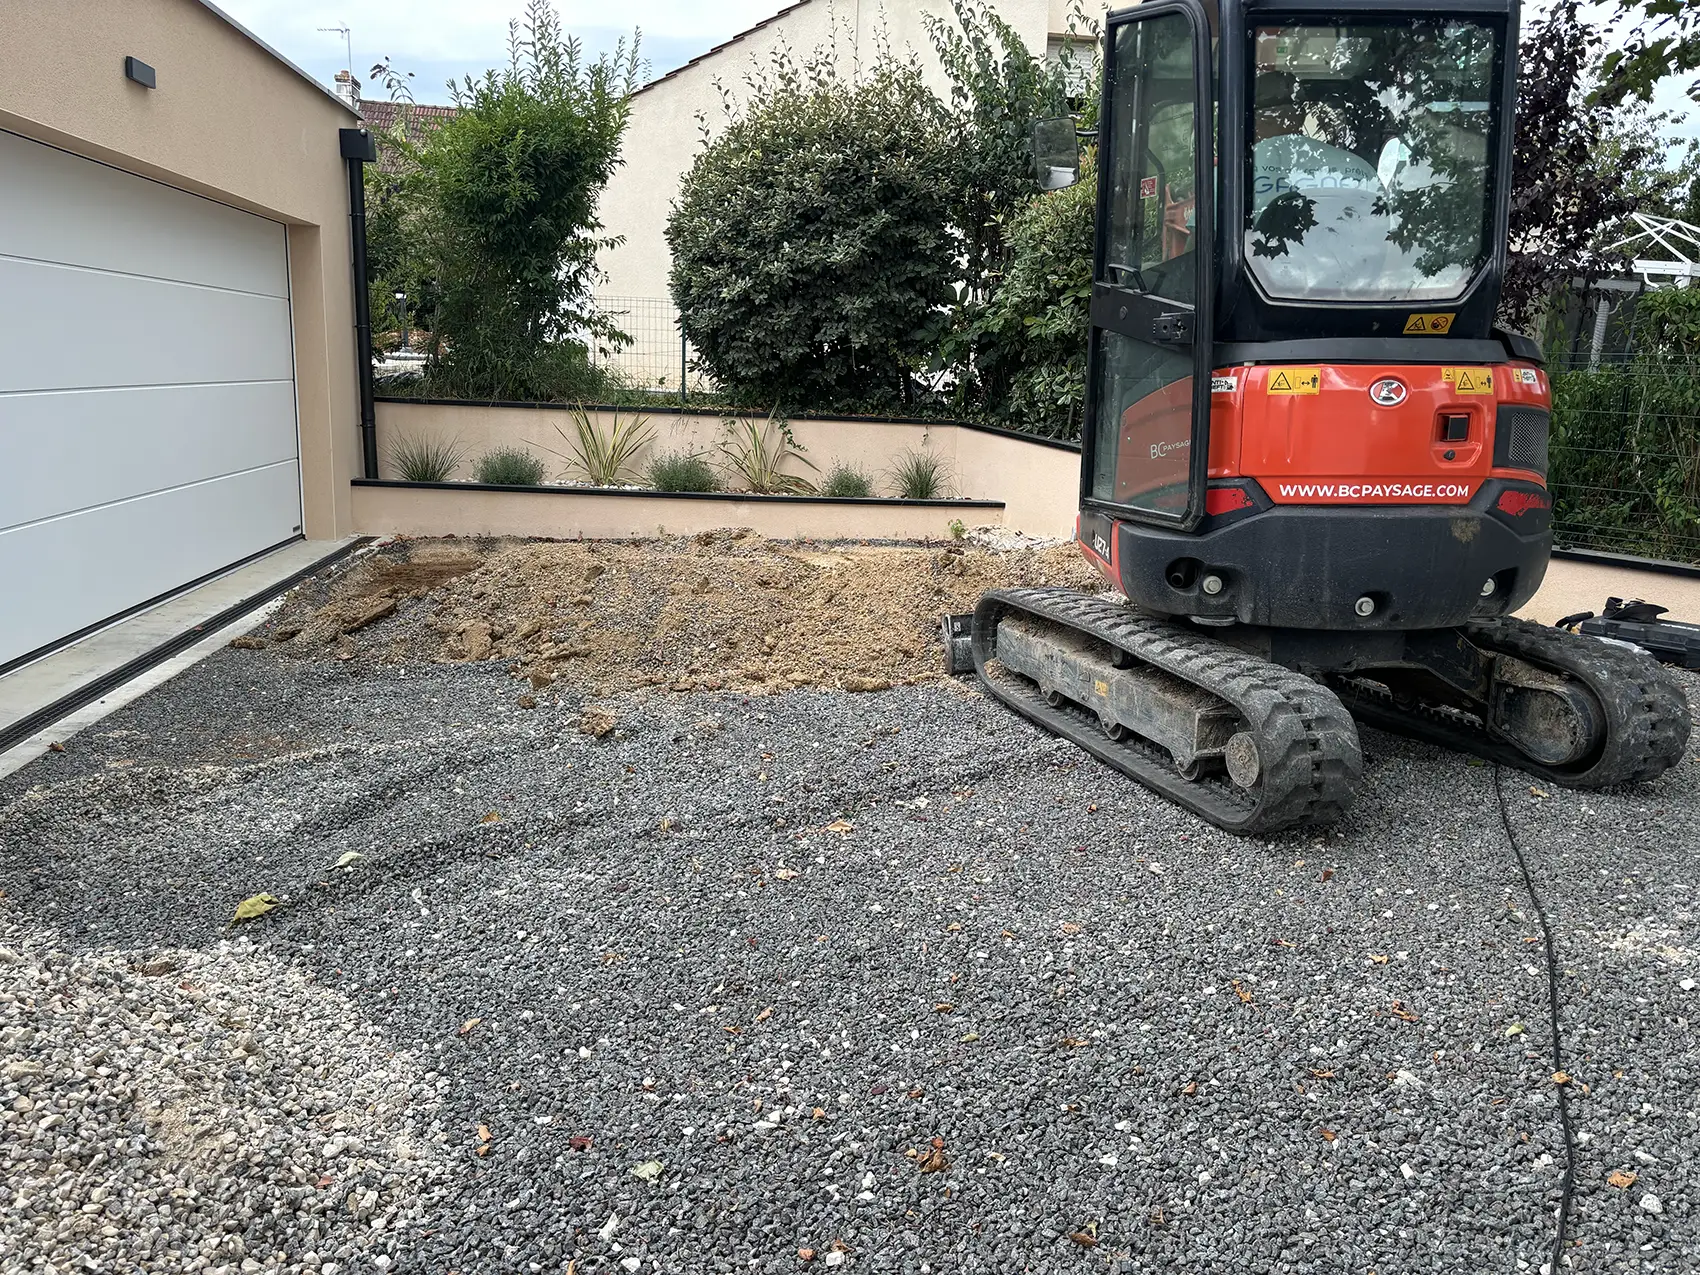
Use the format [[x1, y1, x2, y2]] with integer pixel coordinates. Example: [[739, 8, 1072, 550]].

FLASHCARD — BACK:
[[824, 819, 854, 833], [773, 867, 801, 881], [798, 1249, 816, 1262], [1369, 954, 1390, 965], [1231, 979, 1254, 1005], [945, 921, 962, 933], [230, 893, 281, 925], [1308, 1068, 1336, 1079], [457, 1017, 481, 1037], [756, 1006, 774, 1023], [934, 1002, 954, 1013], [908, 1088, 925, 1099], [1607, 1169, 1637, 1189], [1068, 1231, 1098, 1248], [1182, 1081, 1198, 1096], [1063, 1036, 1089, 1048], [1530, 786, 1549, 798], [569, 1135, 592, 1151], [723, 1025, 742, 1035], [917, 1138, 949, 1173], [1506, 1023, 1526, 1037], [47, 742, 65, 753], [1060, 922, 1083, 935], [1552, 1070, 1573, 1086], [480, 811, 502, 825], [1319, 868, 1335, 881], [1390, 1001, 1419, 1023], [1320, 1128, 1337, 1142], [812, 1107, 827, 1120]]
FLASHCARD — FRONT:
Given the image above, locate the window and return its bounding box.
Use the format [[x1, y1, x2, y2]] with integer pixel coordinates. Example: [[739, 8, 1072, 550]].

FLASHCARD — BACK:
[[1245, 20, 1499, 302]]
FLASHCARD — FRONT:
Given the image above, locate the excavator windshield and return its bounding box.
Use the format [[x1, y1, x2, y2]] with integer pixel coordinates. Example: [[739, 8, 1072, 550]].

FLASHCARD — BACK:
[[1245, 19, 1501, 303]]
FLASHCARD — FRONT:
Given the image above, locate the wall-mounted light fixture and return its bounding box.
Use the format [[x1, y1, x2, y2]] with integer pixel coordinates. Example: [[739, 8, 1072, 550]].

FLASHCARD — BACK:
[[124, 57, 156, 89]]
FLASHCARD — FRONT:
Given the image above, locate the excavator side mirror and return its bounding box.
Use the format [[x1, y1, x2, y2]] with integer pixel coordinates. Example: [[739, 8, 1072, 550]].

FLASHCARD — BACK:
[[1033, 116, 1081, 190]]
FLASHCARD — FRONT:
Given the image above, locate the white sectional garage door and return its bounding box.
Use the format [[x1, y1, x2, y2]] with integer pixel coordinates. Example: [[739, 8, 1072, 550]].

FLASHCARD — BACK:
[[0, 129, 302, 669]]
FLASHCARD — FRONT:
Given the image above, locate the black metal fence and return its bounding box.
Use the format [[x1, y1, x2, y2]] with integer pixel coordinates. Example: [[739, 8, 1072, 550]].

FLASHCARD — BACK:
[[588, 295, 714, 396], [1548, 352, 1700, 564]]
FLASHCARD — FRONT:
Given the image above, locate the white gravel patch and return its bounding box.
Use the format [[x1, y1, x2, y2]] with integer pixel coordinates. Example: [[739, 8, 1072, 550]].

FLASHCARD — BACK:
[[0, 923, 449, 1274]]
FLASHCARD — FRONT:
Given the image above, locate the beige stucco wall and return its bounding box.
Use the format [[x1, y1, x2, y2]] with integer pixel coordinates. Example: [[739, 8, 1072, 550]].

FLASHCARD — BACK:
[[350, 483, 998, 543], [0, 0, 361, 539], [374, 399, 1082, 538]]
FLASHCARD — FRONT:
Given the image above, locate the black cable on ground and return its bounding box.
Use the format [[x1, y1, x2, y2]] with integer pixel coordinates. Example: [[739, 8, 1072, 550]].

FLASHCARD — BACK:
[[1493, 764, 1581, 1274]]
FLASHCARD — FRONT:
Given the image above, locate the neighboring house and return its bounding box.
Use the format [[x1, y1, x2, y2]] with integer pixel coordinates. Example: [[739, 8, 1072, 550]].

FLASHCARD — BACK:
[[0, 0, 364, 670], [345, 82, 459, 172], [595, 0, 1106, 308]]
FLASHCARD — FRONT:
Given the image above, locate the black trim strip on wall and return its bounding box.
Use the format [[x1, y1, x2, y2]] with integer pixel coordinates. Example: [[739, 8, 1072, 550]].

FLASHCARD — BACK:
[[351, 478, 1005, 508], [1551, 547, 1700, 581], [371, 397, 1085, 453], [0, 538, 373, 757]]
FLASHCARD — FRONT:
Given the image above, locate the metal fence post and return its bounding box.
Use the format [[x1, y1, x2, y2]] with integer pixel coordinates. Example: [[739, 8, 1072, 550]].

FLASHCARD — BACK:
[[680, 325, 687, 407]]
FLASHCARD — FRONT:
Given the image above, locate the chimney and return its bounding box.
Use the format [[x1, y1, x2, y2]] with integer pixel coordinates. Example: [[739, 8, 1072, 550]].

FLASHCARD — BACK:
[[333, 70, 361, 111]]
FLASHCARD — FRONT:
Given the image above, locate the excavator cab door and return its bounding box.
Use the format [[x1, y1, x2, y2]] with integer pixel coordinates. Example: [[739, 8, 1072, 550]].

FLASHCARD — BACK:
[[1083, 0, 1215, 531]]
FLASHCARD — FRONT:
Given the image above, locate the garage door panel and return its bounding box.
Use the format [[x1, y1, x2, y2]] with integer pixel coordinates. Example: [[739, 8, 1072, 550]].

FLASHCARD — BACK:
[[0, 130, 288, 297], [0, 463, 302, 666], [0, 257, 294, 393], [0, 381, 300, 533]]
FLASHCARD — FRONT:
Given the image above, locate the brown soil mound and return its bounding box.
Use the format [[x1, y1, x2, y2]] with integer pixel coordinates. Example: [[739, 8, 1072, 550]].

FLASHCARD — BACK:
[[261, 533, 1098, 695]]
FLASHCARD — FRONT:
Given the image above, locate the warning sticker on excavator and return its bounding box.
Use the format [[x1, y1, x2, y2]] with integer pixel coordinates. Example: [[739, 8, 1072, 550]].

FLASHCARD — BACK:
[[1266, 368, 1320, 395], [1403, 312, 1455, 334], [1211, 375, 1239, 393], [1442, 367, 1495, 394], [1140, 176, 1158, 198]]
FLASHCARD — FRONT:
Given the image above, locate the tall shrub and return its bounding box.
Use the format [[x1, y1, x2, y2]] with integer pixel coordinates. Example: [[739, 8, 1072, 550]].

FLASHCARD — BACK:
[[415, 2, 639, 399], [970, 154, 1097, 438], [667, 57, 955, 411]]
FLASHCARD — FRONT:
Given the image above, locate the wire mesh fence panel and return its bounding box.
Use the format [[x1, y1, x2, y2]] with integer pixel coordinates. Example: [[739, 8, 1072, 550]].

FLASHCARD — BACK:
[[589, 296, 714, 395], [1547, 354, 1700, 563]]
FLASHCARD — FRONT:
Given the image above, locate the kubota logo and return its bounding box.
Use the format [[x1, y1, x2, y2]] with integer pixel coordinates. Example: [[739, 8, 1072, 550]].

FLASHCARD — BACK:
[[1369, 378, 1408, 406]]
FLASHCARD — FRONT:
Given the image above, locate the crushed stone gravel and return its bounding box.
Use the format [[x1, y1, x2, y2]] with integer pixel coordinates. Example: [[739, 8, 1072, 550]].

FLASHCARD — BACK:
[[1, 645, 1696, 1274]]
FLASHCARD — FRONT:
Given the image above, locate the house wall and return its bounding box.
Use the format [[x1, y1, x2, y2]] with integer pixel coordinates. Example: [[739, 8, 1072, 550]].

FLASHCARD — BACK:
[[0, 0, 362, 539], [595, 0, 1106, 310]]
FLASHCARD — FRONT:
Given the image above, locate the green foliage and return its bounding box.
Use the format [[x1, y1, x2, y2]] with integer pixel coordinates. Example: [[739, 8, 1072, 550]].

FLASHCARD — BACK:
[[820, 462, 875, 498], [548, 407, 655, 485], [1636, 286, 1700, 356], [966, 153, 1097, 438], [473, 447, 548, 486], [667, 55, 956, 412], [648, 452, 722, 493], [1599, 0, 1700, 104], [947, 518, 968, 540], [718, 411, 819, 494], [386, 432, 465, 482], [412, 2, 639, 399], [923, 0, 1092, 303], [890, 449, 952, 500], [1549, 356, 1700, 562]]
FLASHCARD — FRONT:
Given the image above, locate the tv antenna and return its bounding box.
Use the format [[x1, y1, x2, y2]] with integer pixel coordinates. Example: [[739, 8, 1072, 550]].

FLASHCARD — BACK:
[[317, 23, 352, 74]]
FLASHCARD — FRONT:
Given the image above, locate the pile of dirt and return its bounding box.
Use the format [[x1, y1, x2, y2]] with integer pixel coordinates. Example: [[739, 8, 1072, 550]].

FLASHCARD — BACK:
[[255, 533, 1099, 695]]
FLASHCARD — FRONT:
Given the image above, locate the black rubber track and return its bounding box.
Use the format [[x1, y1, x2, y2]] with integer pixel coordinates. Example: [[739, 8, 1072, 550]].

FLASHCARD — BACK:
[[973, 589, 1363, 836], [1337, 616, 1692, 788]]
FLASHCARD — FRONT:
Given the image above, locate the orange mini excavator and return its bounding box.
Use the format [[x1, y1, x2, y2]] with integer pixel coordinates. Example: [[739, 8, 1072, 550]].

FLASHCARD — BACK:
[[968, 0, 1690, 834]]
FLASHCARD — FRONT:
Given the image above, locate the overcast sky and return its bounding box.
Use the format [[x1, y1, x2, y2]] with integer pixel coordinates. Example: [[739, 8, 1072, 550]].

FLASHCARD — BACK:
[[222, 0, 1699, 145], [216, 0, 785, 103]]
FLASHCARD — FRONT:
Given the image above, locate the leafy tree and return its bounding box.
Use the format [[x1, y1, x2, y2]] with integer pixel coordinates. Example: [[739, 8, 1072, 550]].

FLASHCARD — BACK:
[[967, 154, 1097, 438], [667, 56, 956, 411], [1600, 0, 1700, 104], [412, 2, 640, 398], [923, 0, 1099, 417], [1502, 1, 1672, 327]]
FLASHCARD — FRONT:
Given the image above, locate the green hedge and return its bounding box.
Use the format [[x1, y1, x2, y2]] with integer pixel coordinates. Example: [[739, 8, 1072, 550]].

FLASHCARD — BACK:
[[1549, 357, 1700, 562]]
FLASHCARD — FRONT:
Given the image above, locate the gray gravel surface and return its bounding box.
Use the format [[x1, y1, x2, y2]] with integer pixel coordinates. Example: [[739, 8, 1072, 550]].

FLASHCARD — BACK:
[[2, 649, 1697, 1274]]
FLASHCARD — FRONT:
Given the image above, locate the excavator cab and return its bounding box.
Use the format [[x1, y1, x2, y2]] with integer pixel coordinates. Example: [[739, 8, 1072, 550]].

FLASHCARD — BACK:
[[968, 0, 1690, 835]]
